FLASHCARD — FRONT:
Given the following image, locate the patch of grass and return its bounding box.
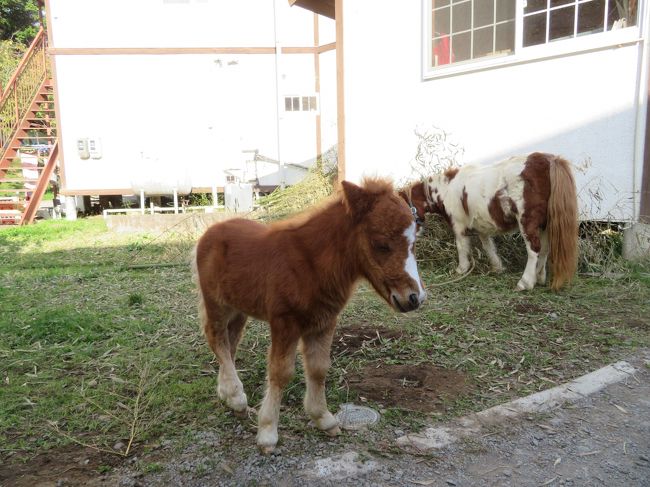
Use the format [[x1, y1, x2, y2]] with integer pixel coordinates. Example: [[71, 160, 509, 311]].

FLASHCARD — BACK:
[[1, 214, 649, 467]]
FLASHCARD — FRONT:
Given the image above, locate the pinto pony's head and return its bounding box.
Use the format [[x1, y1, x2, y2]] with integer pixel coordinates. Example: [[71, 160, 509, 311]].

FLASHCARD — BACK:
[[341, 178, 426, 312], [398, 181, 432, 235]]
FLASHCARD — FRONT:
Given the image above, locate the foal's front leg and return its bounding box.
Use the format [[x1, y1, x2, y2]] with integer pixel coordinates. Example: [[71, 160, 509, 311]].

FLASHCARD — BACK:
[[300, 321, 340, 437], [257, 318, 299, 454]]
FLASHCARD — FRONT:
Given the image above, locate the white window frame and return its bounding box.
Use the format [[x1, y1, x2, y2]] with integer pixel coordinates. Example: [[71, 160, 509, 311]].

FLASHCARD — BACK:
[[422, 0, 644, 79]]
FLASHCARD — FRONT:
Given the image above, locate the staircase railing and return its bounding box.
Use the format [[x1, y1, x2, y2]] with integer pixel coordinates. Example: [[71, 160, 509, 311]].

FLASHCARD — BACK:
[[0, 28, 48, 158], [21, 140, 58, 225]]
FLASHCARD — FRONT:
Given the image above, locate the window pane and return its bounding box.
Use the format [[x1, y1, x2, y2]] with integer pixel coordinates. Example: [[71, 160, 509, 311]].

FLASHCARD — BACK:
[[524, 11, 547, 46], [578, 0, 605, 35], [524, 0, 547, 14], [433, 35, 454, 65], [433, 0, 450, 6], [292, 97, 299, 111], [433, 6, 451, 35], [549, 5, 575, 41], [474, 0, 494, 28], [607, 0, 637, 29], [550, 0, 573, 6], [452, 31, 471, 62], [285, 97, 292, 111], [309, 96, 317, 111], [496, 0, 516, 22], [452, 1, 471, 32], [495, 20, 515, 52], [302, 96, 309, 110], [473, 26, 494, 58]]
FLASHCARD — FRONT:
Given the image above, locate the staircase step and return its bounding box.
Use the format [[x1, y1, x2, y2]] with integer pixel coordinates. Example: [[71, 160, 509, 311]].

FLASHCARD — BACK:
[[0, 178, 39, 183], [17, 136, 57, 140], [1, 165, 45, 170]]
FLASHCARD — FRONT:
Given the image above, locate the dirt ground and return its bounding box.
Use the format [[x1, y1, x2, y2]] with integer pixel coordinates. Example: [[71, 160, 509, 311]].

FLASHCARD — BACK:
[[335, 325, 471, 412], [2, 347, 649, 487]]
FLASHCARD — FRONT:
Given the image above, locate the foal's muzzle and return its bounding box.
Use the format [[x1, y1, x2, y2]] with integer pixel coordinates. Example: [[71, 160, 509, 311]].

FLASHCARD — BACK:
[[391, 291, 424, 313]]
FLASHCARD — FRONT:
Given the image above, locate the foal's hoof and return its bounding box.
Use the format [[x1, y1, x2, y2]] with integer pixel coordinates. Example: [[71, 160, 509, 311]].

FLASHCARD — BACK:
[[233, 406, 255, 419], [324, 425, 341, 437], [258, 444, 276, 455]]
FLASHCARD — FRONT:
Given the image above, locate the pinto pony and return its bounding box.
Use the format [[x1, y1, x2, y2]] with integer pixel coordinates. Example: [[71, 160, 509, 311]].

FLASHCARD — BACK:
[[400, 152, 578, 291], [193, 178, 426, 453]]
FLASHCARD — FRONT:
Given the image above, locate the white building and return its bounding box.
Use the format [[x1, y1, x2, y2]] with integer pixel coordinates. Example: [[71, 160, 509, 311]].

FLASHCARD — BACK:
[[294, 0, 650, 223], [45, 0, 337, 200], [46, 0, 650, 224]]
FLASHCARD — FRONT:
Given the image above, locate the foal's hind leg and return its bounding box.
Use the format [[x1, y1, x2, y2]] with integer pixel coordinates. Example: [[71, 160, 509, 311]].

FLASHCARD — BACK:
[[200, 301, 248, 415], [227, 312, 248, 361], [300, 321, 340, 437]]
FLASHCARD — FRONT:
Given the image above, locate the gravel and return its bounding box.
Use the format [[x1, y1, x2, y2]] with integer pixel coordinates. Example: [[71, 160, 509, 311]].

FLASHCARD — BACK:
[[86, 350, 650, 486]]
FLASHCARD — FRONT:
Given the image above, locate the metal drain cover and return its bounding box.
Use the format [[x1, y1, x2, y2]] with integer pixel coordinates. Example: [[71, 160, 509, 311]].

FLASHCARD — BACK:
[[335, 403, 380, 430]]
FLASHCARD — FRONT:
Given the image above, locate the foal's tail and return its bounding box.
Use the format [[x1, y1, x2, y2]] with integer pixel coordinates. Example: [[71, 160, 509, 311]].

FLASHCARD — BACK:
[[547, 156, 578, 290], [190, 244, 208, 333]]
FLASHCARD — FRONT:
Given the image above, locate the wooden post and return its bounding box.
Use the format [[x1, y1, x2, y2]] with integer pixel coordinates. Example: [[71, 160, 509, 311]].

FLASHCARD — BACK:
[[335, 0, 345, 183]]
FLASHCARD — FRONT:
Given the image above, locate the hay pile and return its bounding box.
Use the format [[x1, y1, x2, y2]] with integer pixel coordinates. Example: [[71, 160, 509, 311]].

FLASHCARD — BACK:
[[254, 164, 336, 222]]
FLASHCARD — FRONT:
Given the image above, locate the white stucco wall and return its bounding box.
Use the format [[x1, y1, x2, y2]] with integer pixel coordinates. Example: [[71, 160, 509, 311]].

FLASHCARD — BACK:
[[342, 1, 647, 221], [49, 0, 336, 194]]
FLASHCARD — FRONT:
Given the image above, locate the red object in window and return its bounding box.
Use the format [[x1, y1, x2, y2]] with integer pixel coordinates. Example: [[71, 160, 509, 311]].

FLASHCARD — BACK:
[[433, 34, 454, 66]]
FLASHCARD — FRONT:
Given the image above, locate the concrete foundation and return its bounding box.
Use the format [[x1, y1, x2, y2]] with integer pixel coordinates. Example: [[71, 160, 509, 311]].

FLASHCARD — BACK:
[[623, 222, 650, 260]]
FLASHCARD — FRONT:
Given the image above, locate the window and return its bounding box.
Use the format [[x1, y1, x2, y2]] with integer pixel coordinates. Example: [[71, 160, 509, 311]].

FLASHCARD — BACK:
[[523, 0, 637, 47], [432, 0, 516, 66], [428, 0, 638, 71], [284, 95, 318, 112]]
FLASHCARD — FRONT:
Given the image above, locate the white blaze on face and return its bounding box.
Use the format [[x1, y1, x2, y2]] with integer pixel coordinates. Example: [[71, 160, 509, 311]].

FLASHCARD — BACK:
[[403, 221, 426, 301]]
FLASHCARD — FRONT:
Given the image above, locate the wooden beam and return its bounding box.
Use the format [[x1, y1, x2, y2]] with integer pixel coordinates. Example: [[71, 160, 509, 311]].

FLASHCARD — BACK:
[[49, 46, 324, 56], [44, 0, 68, 191], [314, 14, 322, 160], [335, 0, 345, 183]]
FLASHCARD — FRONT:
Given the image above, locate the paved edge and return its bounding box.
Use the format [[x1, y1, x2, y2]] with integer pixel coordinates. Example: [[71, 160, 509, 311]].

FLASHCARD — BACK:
[[396, 360, 637, 450]]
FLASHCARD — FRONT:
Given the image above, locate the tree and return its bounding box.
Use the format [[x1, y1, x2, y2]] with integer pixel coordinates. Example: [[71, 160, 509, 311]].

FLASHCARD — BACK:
[[0, 0, 41, 44], [1, 39, 24, 88]]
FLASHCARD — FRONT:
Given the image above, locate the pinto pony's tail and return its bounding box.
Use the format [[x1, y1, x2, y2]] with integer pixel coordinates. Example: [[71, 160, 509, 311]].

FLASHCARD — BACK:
[[547, 156, 578, 290]]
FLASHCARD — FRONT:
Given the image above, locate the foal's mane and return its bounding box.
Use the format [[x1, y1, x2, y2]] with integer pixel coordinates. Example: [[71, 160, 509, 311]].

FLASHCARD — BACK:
[[269, 177, 395, 231]]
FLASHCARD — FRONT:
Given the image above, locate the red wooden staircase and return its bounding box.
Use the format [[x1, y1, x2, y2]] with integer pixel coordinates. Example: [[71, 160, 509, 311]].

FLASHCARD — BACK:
[[0, 28, 59, 225]]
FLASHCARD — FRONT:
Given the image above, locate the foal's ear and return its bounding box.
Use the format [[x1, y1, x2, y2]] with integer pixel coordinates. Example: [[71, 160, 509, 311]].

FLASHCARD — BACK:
[[341, 180, 374, 220]]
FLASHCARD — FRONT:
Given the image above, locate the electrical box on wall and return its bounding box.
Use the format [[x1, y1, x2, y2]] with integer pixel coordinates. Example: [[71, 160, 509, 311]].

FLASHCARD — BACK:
[[88, 138, 103, 159], [77, 138, 89, 159]]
